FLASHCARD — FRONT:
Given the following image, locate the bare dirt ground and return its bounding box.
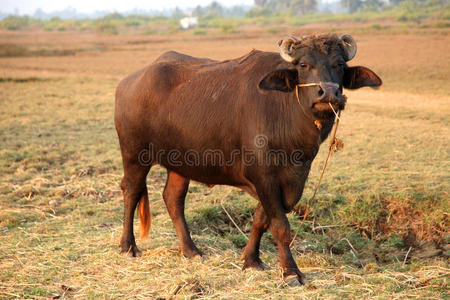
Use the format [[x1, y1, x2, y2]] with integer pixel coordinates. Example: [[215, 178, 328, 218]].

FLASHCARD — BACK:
[[0, 26, 449, 298]]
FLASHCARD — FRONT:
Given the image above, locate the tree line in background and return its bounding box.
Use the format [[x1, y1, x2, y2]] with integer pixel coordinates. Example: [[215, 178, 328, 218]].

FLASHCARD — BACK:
[[176, 0, 448, 18], [1, 0, 449, 19], [251, 0, 447, 15], [0, 0, 448, 32]]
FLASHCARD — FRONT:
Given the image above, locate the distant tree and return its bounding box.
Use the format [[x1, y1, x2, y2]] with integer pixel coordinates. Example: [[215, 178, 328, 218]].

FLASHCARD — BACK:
[[171, 7, 185, 19], [49, 16, 62, 22], [341, 0, 363, 13], [102, 12, 124, 20], [206, 1, 225, 16], [363, 0, 384, 11], [389, 0, 405, 5], [255, 0, 269, 8], [0, 15, 31, 30], [254, 0, 317, 15], [33, 8, 45, 20], [291, 0, 318, 14], [192, 5, 204, 17], [245, 7, 273, 17], [225, 6, 248, 18]]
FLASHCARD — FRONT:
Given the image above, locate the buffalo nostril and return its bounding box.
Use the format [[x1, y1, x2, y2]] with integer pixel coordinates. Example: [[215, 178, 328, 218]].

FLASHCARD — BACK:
[[318, 88, 324, 97], [335, 90, 339, 97]]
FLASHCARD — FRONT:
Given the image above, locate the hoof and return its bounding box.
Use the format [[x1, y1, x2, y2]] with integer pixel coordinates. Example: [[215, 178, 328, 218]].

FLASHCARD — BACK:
[[242, 257, 268, 271], [181, 246, 203, 259], [121, 245, 142, 257], [283, 272, 308, 286]]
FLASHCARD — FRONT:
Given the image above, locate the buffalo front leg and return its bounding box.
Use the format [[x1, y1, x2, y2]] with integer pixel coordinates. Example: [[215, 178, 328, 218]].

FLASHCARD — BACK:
[[258, 186, 307, 285], [269, 213, 307, 285], [241, 203, 269, 270], [120, 161, 150, 257], [163, 171, 202, 258]]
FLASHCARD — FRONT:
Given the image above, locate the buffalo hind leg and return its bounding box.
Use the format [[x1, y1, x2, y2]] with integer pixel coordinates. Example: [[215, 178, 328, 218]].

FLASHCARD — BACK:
[[241, 203, 269, 270], [120, 161, 150, 257], [163, 171, 202, 258]]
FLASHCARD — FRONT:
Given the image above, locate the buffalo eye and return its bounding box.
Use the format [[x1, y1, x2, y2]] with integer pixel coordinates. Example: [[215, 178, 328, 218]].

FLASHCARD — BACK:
[[333, 62, 344, 69], [299, 63, 308, 69]]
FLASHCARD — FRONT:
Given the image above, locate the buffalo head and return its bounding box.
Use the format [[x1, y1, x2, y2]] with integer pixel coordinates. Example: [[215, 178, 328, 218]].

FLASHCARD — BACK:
[[259, 34, 382, 117]]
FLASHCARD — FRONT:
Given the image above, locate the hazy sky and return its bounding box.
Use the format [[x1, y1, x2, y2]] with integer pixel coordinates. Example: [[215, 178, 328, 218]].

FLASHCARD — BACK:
[[0, 0, 255, 15]]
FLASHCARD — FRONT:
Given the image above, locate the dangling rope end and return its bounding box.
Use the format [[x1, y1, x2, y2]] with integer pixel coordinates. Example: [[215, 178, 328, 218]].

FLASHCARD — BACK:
[[327, 104, 344, 153], [290, 100, 344, 247]]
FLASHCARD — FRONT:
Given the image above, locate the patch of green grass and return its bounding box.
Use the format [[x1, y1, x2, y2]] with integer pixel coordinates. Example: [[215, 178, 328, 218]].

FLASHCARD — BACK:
[[434, 20, 450, 28], [370, 23, 390, 30], [0, 15, 31, 30], [142, 29, 158, 35], [0, 44, 79, 57], [225, 233, 247, 248], [28, 287, 49, 297], [220, 24, 238, 34], [95, 22, 119, 35], [265, 26, 282, 34], [192, 29, 207, 35], [191, 205, 223, 228], [188, 186, 201, 193], [0, 44, 27, 57], [385, 235, 405, 249]]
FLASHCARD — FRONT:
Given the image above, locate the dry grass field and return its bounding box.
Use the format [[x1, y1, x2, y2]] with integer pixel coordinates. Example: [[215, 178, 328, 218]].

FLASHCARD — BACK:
[[0, 23, 449, 299]]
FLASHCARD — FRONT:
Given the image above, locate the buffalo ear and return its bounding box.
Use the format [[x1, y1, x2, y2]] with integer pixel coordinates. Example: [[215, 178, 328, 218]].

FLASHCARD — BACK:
[[259, 69, 299, 92], [343, 66, 382, 89]]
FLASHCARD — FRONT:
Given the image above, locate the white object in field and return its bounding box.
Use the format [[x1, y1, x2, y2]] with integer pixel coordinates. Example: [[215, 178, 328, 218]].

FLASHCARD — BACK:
[[180, 17, 198, 29]]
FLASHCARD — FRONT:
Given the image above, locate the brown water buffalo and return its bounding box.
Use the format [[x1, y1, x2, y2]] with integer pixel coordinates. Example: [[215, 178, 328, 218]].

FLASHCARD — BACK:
[[114, 33, 381, 285]]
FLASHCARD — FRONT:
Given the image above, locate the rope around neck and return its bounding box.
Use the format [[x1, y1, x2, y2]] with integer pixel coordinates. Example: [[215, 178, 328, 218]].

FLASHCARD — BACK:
[[290, 83, 343, 247]]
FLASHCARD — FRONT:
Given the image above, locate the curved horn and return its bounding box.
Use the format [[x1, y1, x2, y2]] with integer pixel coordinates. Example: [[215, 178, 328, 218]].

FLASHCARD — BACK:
[[279, 37, 297, 63], [340, 34, 357, 61]]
